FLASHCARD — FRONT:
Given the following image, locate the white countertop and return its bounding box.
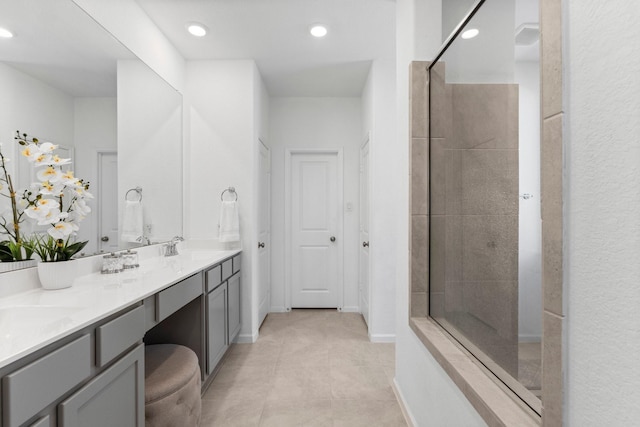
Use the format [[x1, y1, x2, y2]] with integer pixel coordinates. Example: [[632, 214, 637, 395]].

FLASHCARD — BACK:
[[0, 248, 240, 369]]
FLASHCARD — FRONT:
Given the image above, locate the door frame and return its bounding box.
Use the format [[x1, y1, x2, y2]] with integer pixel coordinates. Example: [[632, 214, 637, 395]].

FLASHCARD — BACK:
[[359, 133, 372, 325], [97, 150, 117, 253], [257, 138, 271, 326], [284, 148, 344, 311]]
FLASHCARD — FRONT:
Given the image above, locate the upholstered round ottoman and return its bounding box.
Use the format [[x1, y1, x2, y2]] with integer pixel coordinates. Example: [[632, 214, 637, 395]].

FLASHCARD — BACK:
[[144, 344, 201, 427]]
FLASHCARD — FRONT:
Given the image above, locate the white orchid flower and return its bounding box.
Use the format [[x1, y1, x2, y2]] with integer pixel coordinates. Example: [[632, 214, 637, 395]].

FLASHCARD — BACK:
[[32, 153, 53, 167], [24, 203, 52, 221], [39, 180, 65, 196], [47, 221, 75, 239], [37, 207, 67, 226], [50, 155, 71, 166], [37, 166, 62, 183], [38, 142, 58, 153], [21, 145, 41, 162]]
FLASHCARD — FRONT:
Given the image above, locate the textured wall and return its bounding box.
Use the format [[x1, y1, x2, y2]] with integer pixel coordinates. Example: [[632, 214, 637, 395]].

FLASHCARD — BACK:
[[564, 0, 640, 425]]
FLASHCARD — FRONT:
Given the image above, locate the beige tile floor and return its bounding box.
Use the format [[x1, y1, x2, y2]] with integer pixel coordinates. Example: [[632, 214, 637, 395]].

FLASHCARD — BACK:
[[200, 309, 407, 427]]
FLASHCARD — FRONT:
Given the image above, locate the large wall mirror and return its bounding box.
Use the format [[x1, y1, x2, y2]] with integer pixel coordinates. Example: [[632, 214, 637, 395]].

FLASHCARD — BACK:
[[0, 0, 183, 271], [428, 0, 541, 413]]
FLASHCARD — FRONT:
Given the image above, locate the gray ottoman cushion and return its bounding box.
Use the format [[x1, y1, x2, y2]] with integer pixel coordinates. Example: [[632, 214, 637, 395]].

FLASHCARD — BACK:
[[145, 344, 201, 427]]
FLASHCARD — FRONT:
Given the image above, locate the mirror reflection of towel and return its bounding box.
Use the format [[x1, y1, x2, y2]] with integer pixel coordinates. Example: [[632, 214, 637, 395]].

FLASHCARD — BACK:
[[219, 201, 240, 242], [121, 200, 143, 243]]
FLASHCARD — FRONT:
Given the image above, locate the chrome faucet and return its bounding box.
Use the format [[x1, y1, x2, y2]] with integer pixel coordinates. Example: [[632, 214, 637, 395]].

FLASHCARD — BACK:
[[163, 236, 184, 257]]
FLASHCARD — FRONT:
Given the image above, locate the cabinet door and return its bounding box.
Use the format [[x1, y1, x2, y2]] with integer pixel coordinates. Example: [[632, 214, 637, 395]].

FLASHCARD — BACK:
[[58, 344, 144, 427], [228, 273, 241, 343], [207, 283, 228, 374]]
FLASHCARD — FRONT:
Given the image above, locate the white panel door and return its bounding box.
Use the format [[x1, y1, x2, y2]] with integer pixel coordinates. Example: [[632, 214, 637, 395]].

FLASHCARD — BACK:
[[359, 139, 370, 326], [98, 152, 119, 253], [291, 152, 341, 308], [257, 140, 271, 326]]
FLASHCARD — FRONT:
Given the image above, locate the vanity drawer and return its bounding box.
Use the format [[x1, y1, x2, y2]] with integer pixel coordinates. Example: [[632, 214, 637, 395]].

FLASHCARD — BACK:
[[157, 273, 203, 322], [2, 334, 91, 427], [96, 305, 145, 367], [205, 265, 222, 293], [222, 259, 233, 281], [233, 254, 241, 274]]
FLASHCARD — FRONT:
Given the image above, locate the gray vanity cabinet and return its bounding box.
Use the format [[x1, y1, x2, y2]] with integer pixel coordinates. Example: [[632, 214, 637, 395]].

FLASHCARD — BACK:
[[228, 272, 241, 343], [204, 255, 241, 378], [206, 283, 228, 374], [0, 304, 146, 427], [58, 344, 144, 427]]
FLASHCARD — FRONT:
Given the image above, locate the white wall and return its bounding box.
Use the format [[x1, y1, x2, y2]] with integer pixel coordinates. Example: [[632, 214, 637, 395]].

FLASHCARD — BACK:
[[268, 97, 362, 312], [0, 63, 75, 239], [73, 97, 117, 254], [71, 0, 185, 93], [565, 1, 640, 424], [0, 63, 75, 189], [394, 0, 487, 425], [515, 61, 542, 341], [361, 58, 399, 341], [117, 60, 183, 244], [185, 60, 260, 341]]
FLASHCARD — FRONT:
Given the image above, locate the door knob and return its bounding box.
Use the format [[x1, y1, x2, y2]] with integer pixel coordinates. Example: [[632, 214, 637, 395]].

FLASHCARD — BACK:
[[330, 236, 336, 242], [101, 236, 109, 242], [362, 241, 369, 247], [258, 242, 265, 248]]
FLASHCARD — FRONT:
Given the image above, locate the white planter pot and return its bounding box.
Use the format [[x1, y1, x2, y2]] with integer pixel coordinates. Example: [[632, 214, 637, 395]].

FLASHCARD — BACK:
[[37, 261, 77, 290], [0, 259, 38, 273]]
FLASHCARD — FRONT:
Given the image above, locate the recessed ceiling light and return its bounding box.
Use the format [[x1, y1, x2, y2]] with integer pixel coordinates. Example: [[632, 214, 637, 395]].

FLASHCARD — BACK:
[[186, 22, 207, 37], [461, 28, 479, 39], [0, 27, 13, 38], [309, 25, 328, 38]]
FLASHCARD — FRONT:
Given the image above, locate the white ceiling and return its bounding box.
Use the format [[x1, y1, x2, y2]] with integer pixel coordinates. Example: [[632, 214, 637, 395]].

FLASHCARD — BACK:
[[135, 0, 397, 97]]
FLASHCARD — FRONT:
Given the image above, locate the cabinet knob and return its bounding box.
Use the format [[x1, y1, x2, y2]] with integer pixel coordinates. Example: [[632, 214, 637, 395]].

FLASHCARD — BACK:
[[101, 236, 109, 242], [258, 242, 265, 249], [362, 241, 369, 247], [330, 236, 336, 242]]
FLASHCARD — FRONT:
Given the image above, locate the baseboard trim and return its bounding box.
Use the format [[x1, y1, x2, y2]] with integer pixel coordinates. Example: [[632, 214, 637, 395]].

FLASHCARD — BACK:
[[392, 378, 416, 427], [518, 334, 542, 343], [269, 306, 287, 313], [235, 330, 258, 343], [341, 305, 360, 313], [369, 333, 396, 343]]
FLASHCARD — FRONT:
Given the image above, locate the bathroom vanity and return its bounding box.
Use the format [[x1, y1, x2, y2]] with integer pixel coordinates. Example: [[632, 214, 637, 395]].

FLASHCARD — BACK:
[[0, 249, 241, 427]]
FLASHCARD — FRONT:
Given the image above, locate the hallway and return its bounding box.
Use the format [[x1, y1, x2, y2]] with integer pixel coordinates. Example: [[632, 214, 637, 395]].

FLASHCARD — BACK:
[[201, 310, 406, 426]]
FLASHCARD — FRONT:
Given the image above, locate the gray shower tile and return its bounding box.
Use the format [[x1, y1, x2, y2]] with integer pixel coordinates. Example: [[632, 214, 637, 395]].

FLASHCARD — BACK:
[[452, 84, 519, 150], [430, 215, 446, 292], [411, 215, 429, 293], [461, 215, 519, 282], [461, 149, 519, 216], [411, 138, 428, 215], [542, 115, 564, 316], [430, 138, 446, 215], [541, 0, 563, 118], [411, 61, 429, 138], [430, 61, 453, 140], [445, 149, 462, 215], [542, 311, 564, 427]]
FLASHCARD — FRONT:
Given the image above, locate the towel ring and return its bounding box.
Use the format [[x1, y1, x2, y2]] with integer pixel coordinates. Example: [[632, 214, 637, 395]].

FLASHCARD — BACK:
[[220, 187, 238, 201], [125, 187, 143, 202]]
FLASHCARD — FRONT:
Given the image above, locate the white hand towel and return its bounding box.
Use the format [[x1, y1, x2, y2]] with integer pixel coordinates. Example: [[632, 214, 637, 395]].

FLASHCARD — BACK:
[[121, 200, 144, 243], [219, 201, 240, 242]]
